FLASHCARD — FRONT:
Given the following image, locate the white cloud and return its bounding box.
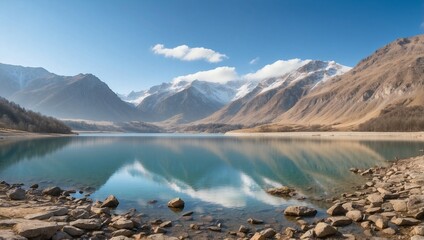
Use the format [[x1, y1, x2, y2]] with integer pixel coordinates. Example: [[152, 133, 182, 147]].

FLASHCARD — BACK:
[[249, 57, 259, 65], [243, 58, 310, 81], [152, 44, 227, 63], [173, 66, 239, 83]]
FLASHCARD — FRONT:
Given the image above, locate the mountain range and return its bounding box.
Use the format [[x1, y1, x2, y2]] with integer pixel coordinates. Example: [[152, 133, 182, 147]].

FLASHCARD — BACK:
[[0, 34, 422, 132]]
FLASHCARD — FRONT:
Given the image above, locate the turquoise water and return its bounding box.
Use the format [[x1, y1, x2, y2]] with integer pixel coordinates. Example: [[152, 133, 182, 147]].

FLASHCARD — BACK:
[[0, 134, 423, 229]]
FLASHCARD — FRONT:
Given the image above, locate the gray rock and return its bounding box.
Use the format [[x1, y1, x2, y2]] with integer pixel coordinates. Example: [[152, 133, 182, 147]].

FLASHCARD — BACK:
[[69, 209, 89, 219], [314, 222, 337, 238], [62, 225, 85, 237], [208, 226, 221, 232], [412, 226, 424, 236], [145, 234, 179, 240], [328, 216, 352, 226], [0, 229, 27, 240], [24, 211, 54, 220], [300, 229, 314, 239], [101, 195, 119, 208], [112, 229, 133, 237], [327, 203, 347, 216], [367, 193, 383, 206], [260, 228, 276, 238], [7, 188, 26, 200], [159, 220, 172, 228], [42, 187, 62, 196], [70, 218, 101, 230], [390, 200, 407, 212], [239, 225, 249, 233], [111, 218, 134, 229], [167, 198, 185, 208], [284, 206, 317, 217], [52, 231, 72, 240], [247, 218, 264, 224], [382, 227, 396, 235], [346, 210, 363, 222], [391, 217, 421, 226], [13, 220, 61, 239]]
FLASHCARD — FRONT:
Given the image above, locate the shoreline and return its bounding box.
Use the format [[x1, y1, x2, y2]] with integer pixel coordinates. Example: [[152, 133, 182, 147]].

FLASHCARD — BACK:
[[226, 131, 424, 142], [1, 156, 424, 239], [0, 129, 77, 141]]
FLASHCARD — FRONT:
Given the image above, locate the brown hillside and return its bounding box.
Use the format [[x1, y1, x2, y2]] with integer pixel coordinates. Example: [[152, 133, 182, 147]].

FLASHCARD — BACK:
[[275, 35, 424, 129]]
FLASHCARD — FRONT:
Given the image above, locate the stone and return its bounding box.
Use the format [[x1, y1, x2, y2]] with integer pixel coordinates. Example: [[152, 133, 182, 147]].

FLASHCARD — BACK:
[[412, 226, 424, 236], [410, 208, 424, 219], [284, 227, 296, 237], [367, 194, 384, 206], [69, 209, 89, 219], [208, 226, 221, 232], [145, 234, 179, 240], [259, 228, 276, 238], [390, 200, 407, 212], [250, 232, 265, 240], [300, 229, 314, 239], [265, 186, 295, 197], [24, 211, 54, 220], [382, 227, 396, 235], [111, 218, 134, 229], [412, 236, 424, 240], [7, 188, 26, 200], [153, 227, 166, 234], [101, 195, 119, 208], [52, 231, 72, 240], [328, 216, 352, 226], [112, 229, 133, 237], [327, 203, 347, 216], [70, 218, 102, 230], [391, 217, 421, 226], [346, 210, 362, 222], [0, 229, 27, 240], [42, 186, 62, 196], [91, 207, 110, 215], [239, 225, 249, 233], [167, 198, 185, 208], [13, 220, 61, 239], [284, 206, 317, 217], [314, 222, 337, 238], [62, 225, 85, 237], [361, 221, 371, 229], [30, 184, 39, 189], [159, 221, 172, 228], [365, 207, 382, 214], [247, 218, 264, 224], [408, 195, 424, 211], [182, 211, 193, 216]]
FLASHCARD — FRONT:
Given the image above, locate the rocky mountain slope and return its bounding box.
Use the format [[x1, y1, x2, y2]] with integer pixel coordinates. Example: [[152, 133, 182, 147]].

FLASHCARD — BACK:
[[0, 97, 71, 133], [199, 60, 350, 125], [274, 35, 424, 129], [0, 64, 140, 121]]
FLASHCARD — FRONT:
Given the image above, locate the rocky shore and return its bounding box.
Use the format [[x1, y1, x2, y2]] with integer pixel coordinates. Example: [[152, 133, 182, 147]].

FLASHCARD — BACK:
[[1, 155, 424, 239]]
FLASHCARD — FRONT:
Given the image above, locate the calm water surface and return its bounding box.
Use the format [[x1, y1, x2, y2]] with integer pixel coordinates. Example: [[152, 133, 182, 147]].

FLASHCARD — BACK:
[[0, 134, 423, 232]]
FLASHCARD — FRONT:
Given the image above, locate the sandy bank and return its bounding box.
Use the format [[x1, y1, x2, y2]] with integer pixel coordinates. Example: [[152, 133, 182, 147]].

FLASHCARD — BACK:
[[226, 131, 424, 141], [0, 128, 76, 141]]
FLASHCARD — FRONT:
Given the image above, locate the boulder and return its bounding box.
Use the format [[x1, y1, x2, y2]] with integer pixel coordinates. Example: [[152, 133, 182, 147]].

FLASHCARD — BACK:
[[0, 229, 27, 240], [70, 218, 102, 230], [250, 232, 265, 240], [239, 225, 249, 233], [247, 218, 264, 224], [42, 187, 62, 196], [145, 234, 179, 240], [391, 217, 421, 226], [167, 198, 185, 208], [13, 220, 61, 239], [284, 206, 317, 217], [112, 229, 134, 237], [328, 216, 352, 226], [300, 229, 314, 239], [111, 218, 134, 229], [62, 225, 85, 237], [101, 195, 120, 208], [346, 210, 363, 222], [24, 211, 54, 220], [69, 209, 89, 219], [7, 188, 26, 200], [159, 221, 172, 228], [390, 200, 407, 212], [412, 226, 424, 236], [52, 231, 72, 240], [259, 228, 276, 238], [314, 222, 337, 238], [367, 194, 384, 206], [327, 203, 347, 216], [412, 236, 424, 240]]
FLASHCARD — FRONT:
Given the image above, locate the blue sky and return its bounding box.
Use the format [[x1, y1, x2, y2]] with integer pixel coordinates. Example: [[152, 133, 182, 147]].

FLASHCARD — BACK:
[[0, 0, 423, 93]]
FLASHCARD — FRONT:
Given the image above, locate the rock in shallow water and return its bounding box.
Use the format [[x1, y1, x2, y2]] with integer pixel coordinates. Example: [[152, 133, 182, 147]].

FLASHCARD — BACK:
[[101, 195, 120, 208], [42, 186, 62, 196], [284, 206, 317, 217], [167, 198, 185, 208]]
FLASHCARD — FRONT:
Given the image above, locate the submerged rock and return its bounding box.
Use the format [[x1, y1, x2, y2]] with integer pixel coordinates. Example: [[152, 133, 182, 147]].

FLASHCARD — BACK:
[[265, 186, 295, 197], [167, 198, 185, 208], [42, 186, 62, 197]]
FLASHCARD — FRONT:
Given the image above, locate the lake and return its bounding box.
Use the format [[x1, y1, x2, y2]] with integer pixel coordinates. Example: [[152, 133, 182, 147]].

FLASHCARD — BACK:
[[0, 133, 423, 235]]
